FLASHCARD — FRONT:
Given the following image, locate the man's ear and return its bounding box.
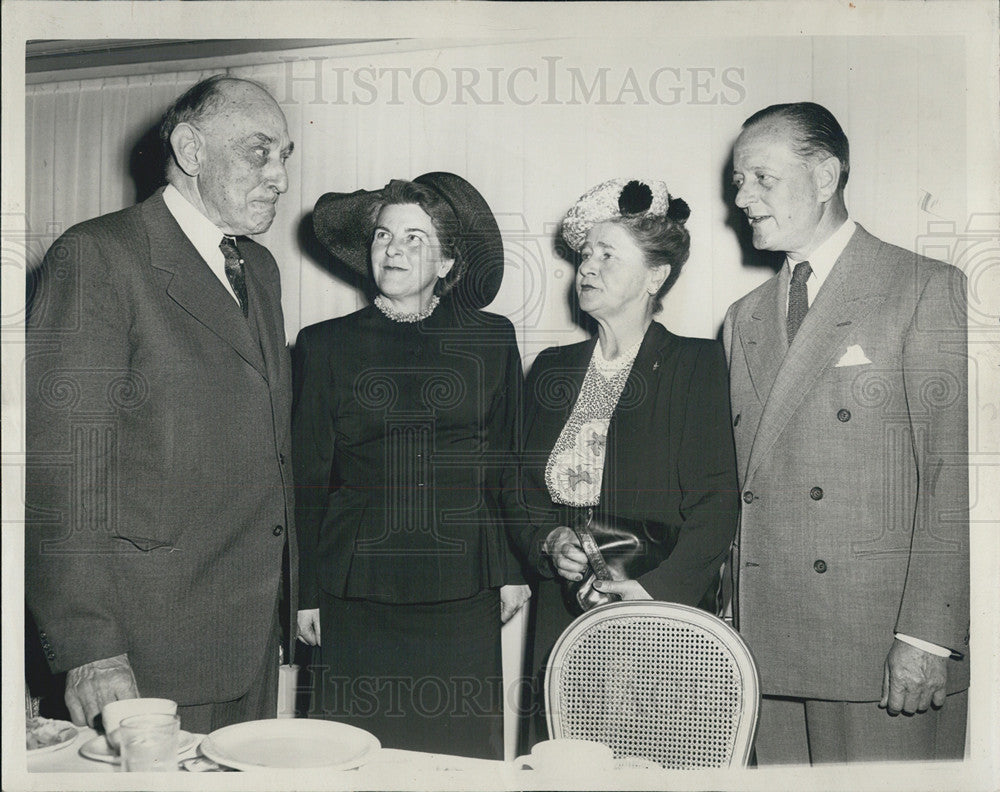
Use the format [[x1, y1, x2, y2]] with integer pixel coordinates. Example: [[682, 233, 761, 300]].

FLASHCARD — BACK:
[[169, 122, 204, 177], [813, 155, 842, 202]]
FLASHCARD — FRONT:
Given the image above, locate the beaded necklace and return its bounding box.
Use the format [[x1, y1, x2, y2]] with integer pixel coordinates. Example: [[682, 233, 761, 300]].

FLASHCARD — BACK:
[[374, 294, 440, 323]]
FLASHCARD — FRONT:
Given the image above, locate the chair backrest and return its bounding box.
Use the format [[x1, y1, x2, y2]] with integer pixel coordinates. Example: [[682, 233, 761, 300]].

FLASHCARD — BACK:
[[545, 601, 759, 768]]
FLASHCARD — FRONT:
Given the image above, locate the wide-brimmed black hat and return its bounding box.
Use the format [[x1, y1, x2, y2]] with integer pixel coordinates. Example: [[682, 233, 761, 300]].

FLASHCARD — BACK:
[[312, 172, 504, 310]]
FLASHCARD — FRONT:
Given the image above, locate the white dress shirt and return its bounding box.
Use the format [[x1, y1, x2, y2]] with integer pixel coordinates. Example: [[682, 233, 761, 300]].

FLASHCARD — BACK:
[[784, 217, 952, 659], [162, 183, 241, 306], [784, 218, 856, 310]]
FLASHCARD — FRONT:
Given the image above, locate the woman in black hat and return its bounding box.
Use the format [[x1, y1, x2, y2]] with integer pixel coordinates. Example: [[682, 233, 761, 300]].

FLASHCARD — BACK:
[[293, 173, 529, 759], [511, 178, 739, 748]]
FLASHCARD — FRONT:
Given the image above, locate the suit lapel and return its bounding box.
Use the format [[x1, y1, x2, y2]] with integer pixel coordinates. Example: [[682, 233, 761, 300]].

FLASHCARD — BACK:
[[530, 336, 594, 477], [141, 192, 267, 378], [554, 336, 597, 425], [745, 225, 890, 481], [244, 249, 283, 385], [603, 322, 671, 514], [738, 268, 789, 406]]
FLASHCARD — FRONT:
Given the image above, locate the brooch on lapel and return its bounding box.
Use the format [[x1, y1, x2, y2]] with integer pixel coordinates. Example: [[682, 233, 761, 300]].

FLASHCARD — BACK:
[[652, 361, 659, 371]]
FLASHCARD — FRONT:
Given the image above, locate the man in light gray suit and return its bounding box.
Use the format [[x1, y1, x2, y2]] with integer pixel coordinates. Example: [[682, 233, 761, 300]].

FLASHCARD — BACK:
[[723, 102, 968, 763]]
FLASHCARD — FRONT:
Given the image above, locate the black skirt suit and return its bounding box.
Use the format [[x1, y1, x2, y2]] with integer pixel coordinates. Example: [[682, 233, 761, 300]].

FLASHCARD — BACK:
[[510, 321, 740, 746], [292, 297, 524, 758]]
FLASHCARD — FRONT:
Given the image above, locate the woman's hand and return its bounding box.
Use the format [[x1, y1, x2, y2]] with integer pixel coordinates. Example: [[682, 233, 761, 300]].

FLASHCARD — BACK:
[[500, 584, 532, 623], [544, 526, 589, 582], [593, 579, 653, 601], [296, 608, 321, 646]]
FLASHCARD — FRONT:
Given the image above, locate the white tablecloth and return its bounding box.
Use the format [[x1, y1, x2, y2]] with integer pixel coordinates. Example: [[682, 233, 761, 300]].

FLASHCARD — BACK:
[[26, 725, 676, 789], [27, 725, 514, 775]]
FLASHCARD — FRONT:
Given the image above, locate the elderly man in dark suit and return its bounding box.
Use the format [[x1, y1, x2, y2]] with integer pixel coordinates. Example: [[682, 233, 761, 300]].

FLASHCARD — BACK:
[[723, 102, 968, 763], [26, 75, 296, 734]]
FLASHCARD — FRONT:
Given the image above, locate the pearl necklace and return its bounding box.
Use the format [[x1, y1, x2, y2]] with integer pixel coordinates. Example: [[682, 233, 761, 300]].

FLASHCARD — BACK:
[[374, 294, 440, 323]]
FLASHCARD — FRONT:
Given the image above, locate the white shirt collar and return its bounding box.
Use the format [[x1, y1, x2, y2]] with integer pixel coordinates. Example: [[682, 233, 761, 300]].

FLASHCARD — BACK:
[[162, 183, 240, 303], [785, 218, 857, 297]]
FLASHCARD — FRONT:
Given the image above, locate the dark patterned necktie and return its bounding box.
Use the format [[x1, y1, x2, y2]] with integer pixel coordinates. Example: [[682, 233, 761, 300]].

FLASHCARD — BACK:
[[219, 236, 249, 318], [786, 260, 812, 344]]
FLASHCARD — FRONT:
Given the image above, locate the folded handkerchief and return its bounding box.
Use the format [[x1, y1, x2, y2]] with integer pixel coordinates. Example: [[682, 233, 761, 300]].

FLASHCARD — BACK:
[[835, 344, 872, 367]]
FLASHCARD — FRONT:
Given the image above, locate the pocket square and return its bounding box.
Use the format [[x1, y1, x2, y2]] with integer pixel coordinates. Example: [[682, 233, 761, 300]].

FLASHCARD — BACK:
[[835, 344, 872, 367]]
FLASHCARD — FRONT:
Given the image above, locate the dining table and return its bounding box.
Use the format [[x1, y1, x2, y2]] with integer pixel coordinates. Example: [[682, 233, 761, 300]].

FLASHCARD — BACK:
[[25, 723, 682, 790]]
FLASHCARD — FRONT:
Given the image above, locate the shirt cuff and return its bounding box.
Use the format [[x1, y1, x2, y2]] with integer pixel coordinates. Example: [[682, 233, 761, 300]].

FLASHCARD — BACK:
[[894, 632, 954, 658]]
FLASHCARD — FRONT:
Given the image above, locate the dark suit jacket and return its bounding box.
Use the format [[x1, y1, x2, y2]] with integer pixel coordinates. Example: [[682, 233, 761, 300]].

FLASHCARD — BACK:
[[292, 299, 524, 607], [512, 322, 739, 682], [25, 188, 295, 706], [723, 224, 969, 701]]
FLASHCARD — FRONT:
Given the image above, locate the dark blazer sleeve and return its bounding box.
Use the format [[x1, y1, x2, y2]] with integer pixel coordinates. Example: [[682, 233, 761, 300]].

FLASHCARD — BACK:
[[486, 320, 528, 586], [291, 325, 335, 610], [636, 341, 740, 605], [506, 346, 573, 578], [25, 226, 132, 671]]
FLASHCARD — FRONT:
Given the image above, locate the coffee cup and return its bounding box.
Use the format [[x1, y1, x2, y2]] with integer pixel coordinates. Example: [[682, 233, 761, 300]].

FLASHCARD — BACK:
[[101, 698, 177, 751], [526, 738, 614, 774]]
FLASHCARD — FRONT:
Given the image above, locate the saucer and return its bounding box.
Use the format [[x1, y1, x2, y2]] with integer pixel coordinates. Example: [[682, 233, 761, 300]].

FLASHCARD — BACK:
[[79, 730, 196, 764], [515, 754, 661, 771]]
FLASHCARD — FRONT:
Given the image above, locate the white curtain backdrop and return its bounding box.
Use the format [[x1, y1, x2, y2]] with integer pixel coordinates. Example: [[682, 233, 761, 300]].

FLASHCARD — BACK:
[[25, 36, 967, 361], [23, 35, 969, 758]]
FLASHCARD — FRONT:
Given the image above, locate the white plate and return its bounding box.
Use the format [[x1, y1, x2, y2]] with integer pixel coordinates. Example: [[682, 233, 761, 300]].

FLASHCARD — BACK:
[[26, 719, 78, 755], [79, 730, 197, 764], [200, 719, 380, 771]]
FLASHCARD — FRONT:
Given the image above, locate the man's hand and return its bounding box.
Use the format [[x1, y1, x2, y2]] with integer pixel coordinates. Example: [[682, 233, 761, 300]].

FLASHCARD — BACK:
[[879, 638, 948, 715], [296, 608, 321, 646], [544, 526, 589, 582], [593, 579, 653, 601], [65, 654, 139, 727], [500, 584, 531, 623]]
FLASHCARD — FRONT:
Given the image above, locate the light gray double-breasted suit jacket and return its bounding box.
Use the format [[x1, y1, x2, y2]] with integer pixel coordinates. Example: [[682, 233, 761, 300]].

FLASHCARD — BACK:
[[722, 224, 969, 702]]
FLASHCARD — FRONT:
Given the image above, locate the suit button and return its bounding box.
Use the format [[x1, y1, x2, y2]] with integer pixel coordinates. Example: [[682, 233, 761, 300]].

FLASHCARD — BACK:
[[810, 487, 824, 500], [742, 491, 754, 504], [45, 649, 56, 660], [272, 525, 284, 536], [279, 453, 286, 465], [813, 559, 827, 573], [837, 409, 851, 422]]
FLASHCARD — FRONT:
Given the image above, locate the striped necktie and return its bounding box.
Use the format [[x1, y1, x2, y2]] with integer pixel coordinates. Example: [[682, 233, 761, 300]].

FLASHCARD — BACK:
[[219, 236, 249, 318]]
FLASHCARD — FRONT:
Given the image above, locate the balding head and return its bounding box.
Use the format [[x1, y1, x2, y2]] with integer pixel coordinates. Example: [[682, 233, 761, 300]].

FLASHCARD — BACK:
[[160, 76, 277, 159], [162, 75, 293, 236]]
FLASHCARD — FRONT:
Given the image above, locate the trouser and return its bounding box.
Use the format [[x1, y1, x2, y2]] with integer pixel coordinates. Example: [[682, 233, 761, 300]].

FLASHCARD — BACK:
[[176, 610, 280, 734], [755, 690, 967, 765]]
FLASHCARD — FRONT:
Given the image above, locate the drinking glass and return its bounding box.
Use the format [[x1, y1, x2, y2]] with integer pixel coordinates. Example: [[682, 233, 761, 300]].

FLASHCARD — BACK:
[[118, 713, 180, 772]]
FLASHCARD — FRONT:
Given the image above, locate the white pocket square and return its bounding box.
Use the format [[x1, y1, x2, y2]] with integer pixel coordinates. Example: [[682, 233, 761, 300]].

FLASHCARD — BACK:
[[835, 344, 872, 367]]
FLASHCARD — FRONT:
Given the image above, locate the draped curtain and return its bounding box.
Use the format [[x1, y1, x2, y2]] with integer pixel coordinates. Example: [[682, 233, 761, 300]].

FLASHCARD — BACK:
[[25, 36, 966, 359]]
